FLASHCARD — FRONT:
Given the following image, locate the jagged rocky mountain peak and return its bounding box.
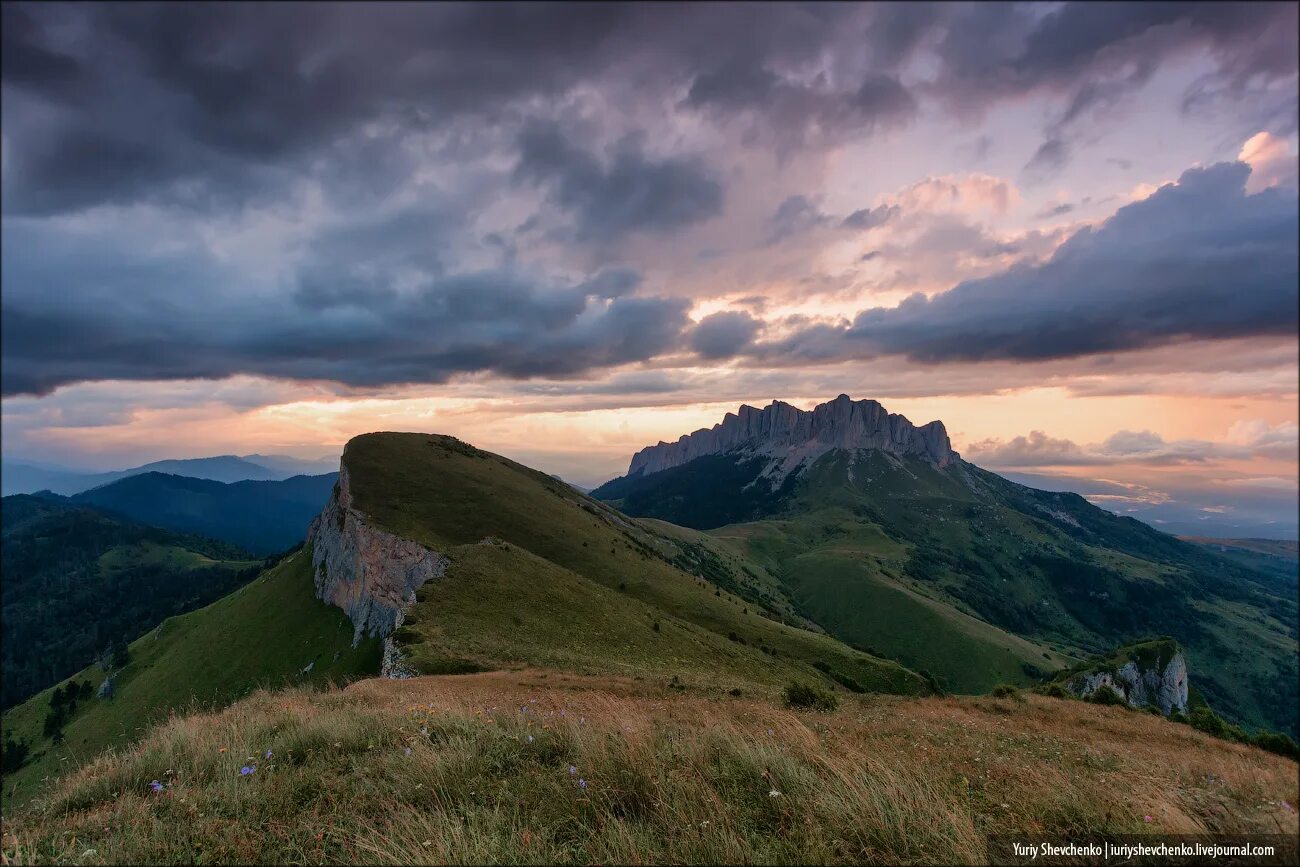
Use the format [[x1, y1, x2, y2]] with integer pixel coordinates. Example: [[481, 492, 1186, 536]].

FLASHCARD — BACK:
[[627, 394, 956, 477]]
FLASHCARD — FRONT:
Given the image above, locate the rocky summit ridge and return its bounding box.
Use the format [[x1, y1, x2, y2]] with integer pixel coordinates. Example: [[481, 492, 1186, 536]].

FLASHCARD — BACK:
[[627, 394, 956, 477]]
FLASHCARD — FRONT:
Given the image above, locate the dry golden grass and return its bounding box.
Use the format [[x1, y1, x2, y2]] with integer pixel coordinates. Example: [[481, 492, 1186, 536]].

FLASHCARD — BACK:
[[3, 671, 1295, 865]]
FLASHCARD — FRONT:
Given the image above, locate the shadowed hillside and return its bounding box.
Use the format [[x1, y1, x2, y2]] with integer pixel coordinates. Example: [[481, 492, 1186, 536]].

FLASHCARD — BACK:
[[67, 471, 338, 555], [1, 495, 264, 709]]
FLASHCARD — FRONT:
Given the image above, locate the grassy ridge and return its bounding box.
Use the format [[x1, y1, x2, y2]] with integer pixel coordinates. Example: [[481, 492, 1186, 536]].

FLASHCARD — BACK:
[[346, 433, 928, 697], [4, 672, 1294, 865], [397, 540, 919, 696], [2, 550, 380, 811]]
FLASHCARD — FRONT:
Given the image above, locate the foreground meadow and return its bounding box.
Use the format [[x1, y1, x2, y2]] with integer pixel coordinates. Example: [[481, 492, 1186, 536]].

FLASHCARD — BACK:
[[3, 671, 1296, 865]]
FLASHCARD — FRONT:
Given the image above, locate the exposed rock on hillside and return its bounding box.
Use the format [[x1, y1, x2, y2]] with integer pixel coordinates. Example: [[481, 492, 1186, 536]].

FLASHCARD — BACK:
[[627, 394, 956, 478], [1063, 640, 1189, 715], [306, 464, 449, 644]]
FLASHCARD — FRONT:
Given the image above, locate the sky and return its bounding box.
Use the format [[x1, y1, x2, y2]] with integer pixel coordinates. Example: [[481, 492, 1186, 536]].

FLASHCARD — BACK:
[[2, 2, 1298, 536]]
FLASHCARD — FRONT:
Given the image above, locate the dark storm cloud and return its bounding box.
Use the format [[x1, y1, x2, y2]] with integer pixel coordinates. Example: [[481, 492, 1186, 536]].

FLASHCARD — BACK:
[[3, 2, 1297, 397], [0, 2, 907, 216], [513, 122, 724, 242], [677, 5, 920, 145], [690, 312, 763, 360], [5, 2, 1294, 215], [1, 2, 640, 214], [759, 161, 1299, 365], [685, 59, 781, 112], [0, 219, 691, 395], [930, 2, 1299, 177], [933, 2, 1297, 106]]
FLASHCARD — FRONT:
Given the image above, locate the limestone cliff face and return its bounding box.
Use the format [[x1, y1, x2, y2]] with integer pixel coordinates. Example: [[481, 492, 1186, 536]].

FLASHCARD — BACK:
[[306, 463, 449, 646], [1066, 650, 1189, 716], [627, 394, 956, 478]]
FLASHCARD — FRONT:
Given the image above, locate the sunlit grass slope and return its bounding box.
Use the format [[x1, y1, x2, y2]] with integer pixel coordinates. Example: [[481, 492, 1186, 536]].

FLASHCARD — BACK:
[[2, 550, 380, 811], [711, 512, 1070, 693], [347, 433, 927, 697], [4, 672, 1295, 865], [397, 539, 915, 694]]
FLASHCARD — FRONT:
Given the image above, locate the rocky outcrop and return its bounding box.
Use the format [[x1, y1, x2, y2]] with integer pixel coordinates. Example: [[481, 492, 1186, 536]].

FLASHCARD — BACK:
[[1064, 646, 1189, 715], [306, 463, 450, 645], [626, 394, 956, 478], [381, 637, 419, 679]]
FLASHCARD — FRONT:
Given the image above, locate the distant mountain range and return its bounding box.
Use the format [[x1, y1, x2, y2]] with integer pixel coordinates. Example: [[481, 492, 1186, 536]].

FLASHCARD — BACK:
[[593, 395, 1298, 737], [38, 471, 339, 555], [0, 453, 340, 497]]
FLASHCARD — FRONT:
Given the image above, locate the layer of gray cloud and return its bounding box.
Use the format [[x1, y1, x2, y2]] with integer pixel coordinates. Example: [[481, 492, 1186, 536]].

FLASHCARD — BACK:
[[761, 161, 1298, 366], [927, 3, 1300, 177], [2, 2, 1297, 397], [689, 312, 764, 360], [966, 424, 1300, 468], [7, 2, 1293, 215], [514, 122, 723, 242], [1, 217, 692, 394]]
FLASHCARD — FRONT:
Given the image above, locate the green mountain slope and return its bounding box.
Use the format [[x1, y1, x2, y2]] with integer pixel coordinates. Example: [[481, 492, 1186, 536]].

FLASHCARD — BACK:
[[594, 447, 1299, 735], [1, 495, 264, 710], [348, 433, 927, 696], [1180, 536, 1299, 586], [1, 549, 380, 810]]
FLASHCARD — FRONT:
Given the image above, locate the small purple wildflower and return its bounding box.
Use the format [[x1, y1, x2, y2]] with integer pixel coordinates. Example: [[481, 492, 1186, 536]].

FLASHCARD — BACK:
[[240, 766, 255, 776], [579, 716, 585, 726], [559, 710, 565, 717], [149, 780, 164, 794], [568, 766, 577, 775], [527, 735, 534, 743], [265, 749, 272, 759], [404, 747, 412, 756], [578, 778, 587, 790], [1143, 815, 1152, 823]]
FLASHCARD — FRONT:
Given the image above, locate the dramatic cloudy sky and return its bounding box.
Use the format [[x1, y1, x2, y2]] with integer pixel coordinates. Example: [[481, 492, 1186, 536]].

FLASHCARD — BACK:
[[3, 2, 1298, 536]]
